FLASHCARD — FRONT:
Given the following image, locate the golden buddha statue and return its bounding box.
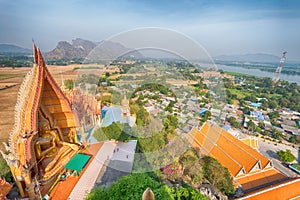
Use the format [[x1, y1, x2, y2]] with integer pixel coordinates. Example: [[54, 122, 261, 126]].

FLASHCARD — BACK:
[[35, 113, 79, 173]]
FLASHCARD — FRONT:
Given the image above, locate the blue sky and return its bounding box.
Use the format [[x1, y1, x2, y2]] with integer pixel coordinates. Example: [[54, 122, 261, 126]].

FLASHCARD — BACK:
[[0, 0, 300, 60]]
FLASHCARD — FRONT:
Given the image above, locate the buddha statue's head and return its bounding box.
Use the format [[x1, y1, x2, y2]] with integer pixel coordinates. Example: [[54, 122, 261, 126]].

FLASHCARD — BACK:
[[38, 116, 50, 133]]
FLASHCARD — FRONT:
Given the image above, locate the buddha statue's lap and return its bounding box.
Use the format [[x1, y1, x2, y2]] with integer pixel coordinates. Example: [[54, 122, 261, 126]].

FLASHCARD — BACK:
[[45, 146, 74, 173]]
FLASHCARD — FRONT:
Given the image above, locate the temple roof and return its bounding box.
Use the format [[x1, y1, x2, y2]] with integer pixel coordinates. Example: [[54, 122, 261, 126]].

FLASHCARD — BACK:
[[186, 122, 295, 194], [241, 178, 300, 200], [236, 168, 287, 192], [6, 44, 78, 168], [240, 137, 259, 149], [0, 178, 12, 199], [187, 122, 271, 177]]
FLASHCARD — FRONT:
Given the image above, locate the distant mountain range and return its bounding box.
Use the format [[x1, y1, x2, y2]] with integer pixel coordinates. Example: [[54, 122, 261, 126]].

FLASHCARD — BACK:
[[0, 42, 284, 63], [45, 38, 96, 59], [0, 44, 31, 54], [214, 53, 281, 63], [45, 38, 143, 60], [0, 39, 143, 60]]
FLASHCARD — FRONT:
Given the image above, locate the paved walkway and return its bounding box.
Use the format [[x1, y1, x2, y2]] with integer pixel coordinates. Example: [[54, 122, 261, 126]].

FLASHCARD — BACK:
[[112, 140, 136, 162], [110, 140, 136, 172], [68, 141, 116, 200], [95, 140, 137, 187]]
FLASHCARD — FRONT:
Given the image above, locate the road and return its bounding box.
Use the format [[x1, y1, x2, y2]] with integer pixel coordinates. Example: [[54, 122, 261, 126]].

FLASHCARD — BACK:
[[258, 138, 299, 177]]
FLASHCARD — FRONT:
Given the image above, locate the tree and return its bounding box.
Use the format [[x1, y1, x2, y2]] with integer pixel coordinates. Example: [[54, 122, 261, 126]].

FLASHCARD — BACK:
[[218, 69, 224, 74], [138, 132, 166, 153], [93, 122, 133, 142], [184, 163, 203, 185], [242, 106, 252, 115], [244, 95, 257, 102], [164, 115, 178, 130], [277, 150, 296, 163], [162, 162, 182, 181], [0, 159, 13, 182], [203, 111, 211, 121], [202, 156, 235, 195], [64, 79, 74, 90], [247, 120, 256, 132], [179, 149, 203, 185], [258, 121, 265, 129], [268, 100, 278, 109], [86, 173, 171, 200], [289, 136, 300, 144], [171, 187, 208, 200], [86, 173, 207, 200], [272, 128, 284, 140], [268, 111, 280, 119], [164, 103, 173, 113], [136, 107, 150, 126], [228, 116, 241, 128], [130, 103, 150, 126]]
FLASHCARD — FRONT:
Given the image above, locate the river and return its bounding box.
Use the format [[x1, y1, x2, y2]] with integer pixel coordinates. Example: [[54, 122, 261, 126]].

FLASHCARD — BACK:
[[197, 62, 300, 85]]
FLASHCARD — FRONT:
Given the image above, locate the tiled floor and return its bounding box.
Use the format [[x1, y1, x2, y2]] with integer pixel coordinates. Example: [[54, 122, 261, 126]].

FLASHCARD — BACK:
[[95, 140, 137, 187], [111, 140, 136, 162]]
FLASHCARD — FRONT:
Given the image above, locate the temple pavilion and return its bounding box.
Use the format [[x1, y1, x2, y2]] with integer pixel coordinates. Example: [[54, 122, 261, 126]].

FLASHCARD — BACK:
[[0, 44, 81, 199]]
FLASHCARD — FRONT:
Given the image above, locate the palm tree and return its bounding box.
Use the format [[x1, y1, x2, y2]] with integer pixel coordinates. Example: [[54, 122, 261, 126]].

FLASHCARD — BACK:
[[248, 120, 256, 132]]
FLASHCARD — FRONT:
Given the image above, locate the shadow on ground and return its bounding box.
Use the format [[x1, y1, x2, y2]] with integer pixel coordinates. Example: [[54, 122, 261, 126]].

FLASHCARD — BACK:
[[266, 150, 279, 160], [94, 160, 131, 188]]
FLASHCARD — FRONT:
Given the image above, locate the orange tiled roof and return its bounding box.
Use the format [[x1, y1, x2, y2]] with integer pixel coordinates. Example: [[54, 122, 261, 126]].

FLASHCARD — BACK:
[[224, 132, 270, 169], [187, 122, 295, 195], [189, 126, 243, 176], [236, 168, 288, 191], [188, 128, 205, 148], [0, 178, 12, 199], [188, 122, 271, 177], [241, 137, 259, 149], [210, 146, 243, 176], [217, 134, 258, 173], [241, 178, 300, 200]]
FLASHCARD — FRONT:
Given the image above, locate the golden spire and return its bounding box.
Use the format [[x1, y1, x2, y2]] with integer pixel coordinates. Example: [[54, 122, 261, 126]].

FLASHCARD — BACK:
[[37, 48, 45, 67], [33, 43, 38, 65]]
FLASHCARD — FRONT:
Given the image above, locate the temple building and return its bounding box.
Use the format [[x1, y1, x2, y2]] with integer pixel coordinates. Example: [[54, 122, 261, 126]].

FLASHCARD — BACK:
[[60, 79, 101, 138], [100, 94, 135, 127], [121, 95, 130, 117], [0, 44, 81, 199], [187, 122, 300, 198]]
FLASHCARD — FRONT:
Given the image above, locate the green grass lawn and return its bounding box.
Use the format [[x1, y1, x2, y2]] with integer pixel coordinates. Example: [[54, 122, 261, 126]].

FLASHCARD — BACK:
[[225, 71, 256, 78], [228, 88, 250, 99], [291, 164, 300, 171], [228, 87, 283, 100]]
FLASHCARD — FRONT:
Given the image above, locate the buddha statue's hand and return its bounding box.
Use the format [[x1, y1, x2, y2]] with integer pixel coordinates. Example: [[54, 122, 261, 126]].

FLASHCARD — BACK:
[[62, 142, 79, 151]]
